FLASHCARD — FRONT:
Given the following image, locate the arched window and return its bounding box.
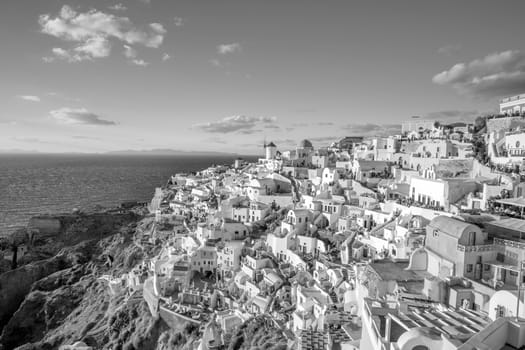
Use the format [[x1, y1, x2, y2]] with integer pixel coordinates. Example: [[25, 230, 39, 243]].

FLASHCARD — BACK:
[[413, 346, 429, 350]]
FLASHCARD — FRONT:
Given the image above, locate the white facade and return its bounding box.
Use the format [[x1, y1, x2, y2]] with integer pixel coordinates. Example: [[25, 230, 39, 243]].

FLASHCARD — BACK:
[[500, 93, 525, 115]]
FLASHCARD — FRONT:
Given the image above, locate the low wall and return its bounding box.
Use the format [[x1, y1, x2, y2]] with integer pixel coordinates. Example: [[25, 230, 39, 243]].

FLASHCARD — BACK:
[[159, 306, 200, 332]]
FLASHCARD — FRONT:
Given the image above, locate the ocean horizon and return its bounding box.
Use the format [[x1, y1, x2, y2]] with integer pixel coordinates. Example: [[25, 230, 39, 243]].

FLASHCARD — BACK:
[[0, 154, 256, 236]]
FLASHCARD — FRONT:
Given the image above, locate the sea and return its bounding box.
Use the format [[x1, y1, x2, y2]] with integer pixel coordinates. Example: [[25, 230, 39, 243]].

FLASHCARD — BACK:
[[0, 154, 256, 236]]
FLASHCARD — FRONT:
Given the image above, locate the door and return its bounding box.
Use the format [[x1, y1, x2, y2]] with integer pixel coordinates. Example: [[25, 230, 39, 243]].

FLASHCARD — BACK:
[[468, 232, 476, 246]]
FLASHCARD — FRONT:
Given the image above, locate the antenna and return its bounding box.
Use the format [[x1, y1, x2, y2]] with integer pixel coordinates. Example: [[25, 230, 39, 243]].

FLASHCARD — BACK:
[[263, 136, 267, 148]]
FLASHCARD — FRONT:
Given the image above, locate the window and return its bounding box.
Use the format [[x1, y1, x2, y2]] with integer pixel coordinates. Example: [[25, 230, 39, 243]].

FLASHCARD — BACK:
[[498, 305, 505, 318], [484, 264, 490, 271], [433, 229, 439, 237], [466, 264, 473, 273]]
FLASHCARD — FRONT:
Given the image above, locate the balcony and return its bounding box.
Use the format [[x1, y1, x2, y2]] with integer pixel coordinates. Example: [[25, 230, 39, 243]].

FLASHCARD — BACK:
[[472, 261, 522, 292], [456, 244, 495, 253]]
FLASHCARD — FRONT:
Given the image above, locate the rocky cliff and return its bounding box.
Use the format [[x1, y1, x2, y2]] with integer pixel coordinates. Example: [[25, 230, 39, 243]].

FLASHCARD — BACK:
[[0, 211, 288, 350]]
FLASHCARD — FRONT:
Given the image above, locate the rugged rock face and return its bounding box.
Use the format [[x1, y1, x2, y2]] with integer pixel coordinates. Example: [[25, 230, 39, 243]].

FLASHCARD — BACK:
[[0, 226, 178, 350], [0, 211, 140, 331], [0, 210, 145, 349], [0, 253, 69, 330], [0, 211, 287, 350]]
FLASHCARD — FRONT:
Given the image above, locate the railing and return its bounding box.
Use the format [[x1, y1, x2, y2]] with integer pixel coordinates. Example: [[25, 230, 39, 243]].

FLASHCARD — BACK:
[[501, 94, 525, 103], [494, 238, 525, 250], [457, 244, 495, 252]]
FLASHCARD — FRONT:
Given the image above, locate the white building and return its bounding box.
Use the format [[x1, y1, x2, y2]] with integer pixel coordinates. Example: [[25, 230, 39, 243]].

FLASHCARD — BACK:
[[500, 93, 525, 115]]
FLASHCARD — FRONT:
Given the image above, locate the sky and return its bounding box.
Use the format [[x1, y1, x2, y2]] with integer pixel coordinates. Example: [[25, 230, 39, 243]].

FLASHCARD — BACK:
[[1, 0, 525, 154]]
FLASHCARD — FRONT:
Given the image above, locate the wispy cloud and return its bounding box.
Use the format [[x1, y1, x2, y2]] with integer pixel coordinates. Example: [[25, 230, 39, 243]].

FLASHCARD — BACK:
[[174, 17, 183, 27], [438, 44, 462, 56], [193, 115, 277, 133], [264, 124, 280, 131], [210, 59, 223, 67], [131, 59, 149, 66], [40, 5, 166, 62], [46, 92, 81, 102], [123, 45, 149, 66], [205, 137, 227, 144], [425, 110, 481, 122], [17, 95, 41, 102], [272, 139, 296, 147], [72, 135, 102, 140], [162, 53, 171, 61], [108, 3, 127, 11], [12, 137, 57, 145], [0, 119, 17, 125], [217, 43, 241, 55], [308, 136, 337, 143], [432, 50, 525, 98], [123, 44, 137, 58], [50, 107, 116, 125], [45, 36, 112, 62], [341, 123, 401, 136]]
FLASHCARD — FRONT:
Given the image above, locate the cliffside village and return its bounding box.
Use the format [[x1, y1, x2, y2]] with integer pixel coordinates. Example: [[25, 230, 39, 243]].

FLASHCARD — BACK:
[[100, 94, 525, 350]]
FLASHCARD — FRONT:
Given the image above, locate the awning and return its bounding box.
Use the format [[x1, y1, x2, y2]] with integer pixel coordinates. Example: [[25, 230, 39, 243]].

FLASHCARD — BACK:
[[495, 198, 525, 208], [484, 260, 521, 272]]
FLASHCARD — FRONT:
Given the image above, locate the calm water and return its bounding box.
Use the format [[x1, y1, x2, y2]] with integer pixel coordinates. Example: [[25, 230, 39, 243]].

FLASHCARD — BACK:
[[0, 154, 254, 236]]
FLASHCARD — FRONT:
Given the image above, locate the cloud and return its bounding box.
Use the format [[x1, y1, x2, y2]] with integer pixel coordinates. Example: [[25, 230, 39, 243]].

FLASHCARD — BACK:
[[272, 139, 296, 147], [150, 23, 166, 35], [108, 3, 127, 11], [50, 107, 116, 125], [341, 123, 401, 136], [44, 37, 111, 62], [173, 17, 183, 27], [239, 129, 262, 135], [72, 135, 102, 140], [193, 115, 277, 133], [46, 92, 81, 102], [210, 59, 223, 67], [263, 124, 280, 130], [425, 110, 481, 122], [0, 119, 17, 125], [12, 137, 56, 144], [438, 44, 462, 56], [205, 137, 227, 144], [309, 136, 336, 143], [39, 5, 166, 62], [131, 59, 149, 66], [122, 45, 148, 65], [432, 50, 525, 98], [123, 44, 137, 58], [162, 53, 171, 61], [317, 122, 334, 126], [217, 43, 241, 55], [17, 95, 41, 102], [290, 122, 308, 127]]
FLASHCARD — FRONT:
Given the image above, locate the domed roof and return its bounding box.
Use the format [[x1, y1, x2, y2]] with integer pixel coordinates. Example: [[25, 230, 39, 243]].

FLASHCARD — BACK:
[[298, 139, 313, 148]]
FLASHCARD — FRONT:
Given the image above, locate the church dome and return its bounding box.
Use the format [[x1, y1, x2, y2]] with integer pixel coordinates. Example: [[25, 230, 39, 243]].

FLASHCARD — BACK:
[[298, 139, 313, 148]]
